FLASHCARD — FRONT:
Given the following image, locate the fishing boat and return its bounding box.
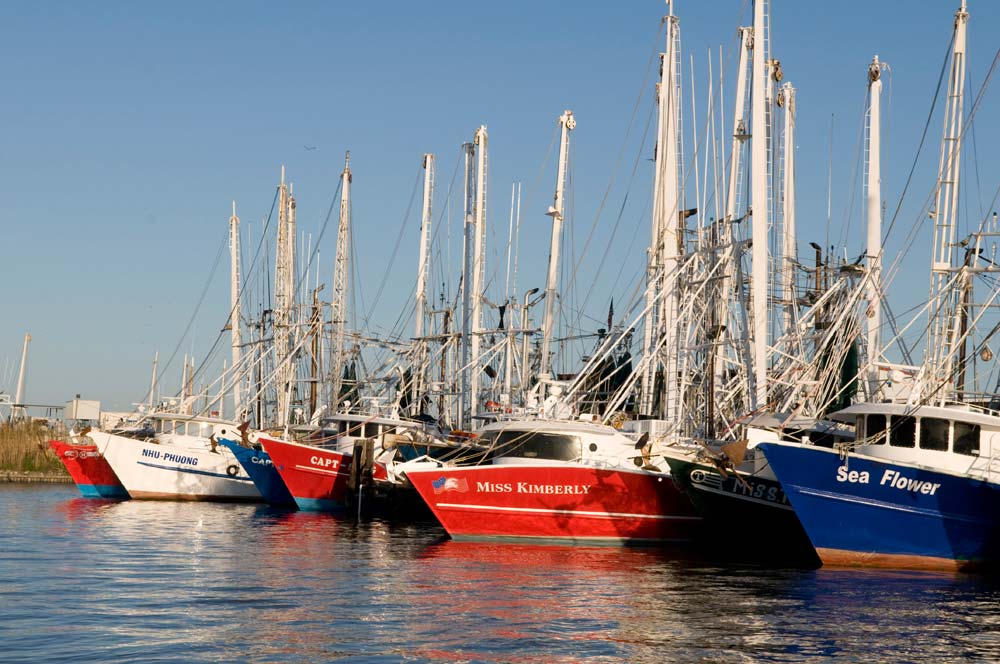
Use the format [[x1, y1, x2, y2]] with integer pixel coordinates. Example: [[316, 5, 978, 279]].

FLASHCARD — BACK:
[[218, 436, 296, 507], [93, 413, 261, 502], [261, 412, 420, 511], [758, 402, 1000, 571], [258, 434, 349, 511], [48, 437, 129, 499], [405, 419, 700, 544], [662, 420, 852, 567], [758, 1, 1000, 572]]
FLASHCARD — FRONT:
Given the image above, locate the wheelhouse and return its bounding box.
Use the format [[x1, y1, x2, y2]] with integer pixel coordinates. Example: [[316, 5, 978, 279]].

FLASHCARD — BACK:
[[832, 403, 999, 480]]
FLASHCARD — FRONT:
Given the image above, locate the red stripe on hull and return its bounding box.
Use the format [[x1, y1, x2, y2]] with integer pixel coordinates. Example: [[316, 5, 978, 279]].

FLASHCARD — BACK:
[[48, 439, 123, 489], [816, 547, 978, 573], [259, 436, 351, 504], [407, 464, 699, 543]]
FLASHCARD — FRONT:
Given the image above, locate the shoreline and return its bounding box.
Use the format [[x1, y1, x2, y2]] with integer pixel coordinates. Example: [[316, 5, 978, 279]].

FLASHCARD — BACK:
[[1, 471, 72, 484]]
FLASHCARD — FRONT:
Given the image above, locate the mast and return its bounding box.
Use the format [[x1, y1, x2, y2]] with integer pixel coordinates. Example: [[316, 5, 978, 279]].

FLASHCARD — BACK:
[[780, 82, 797, 337], [640, 4, 682, 418], [749, 0, 770, 410], [180, 353, 189, 413], [459, 140, 476, 428], [330, 152, 352, 411], [274, 166, 292, 426], [865, 56, 884, 398], [539, 110, 576, 393], [470, 126, 489, 421], [229, 201, 243, 418], [412, 154, 434, 413], [458, 129, 488, 427], [714, 24, 753, 411], [924, 1, 969, 405], [309, 286, 322, 419], [415, 154, 434, 341], [12, 333, 30, 421], [148, 351, 158, 411]]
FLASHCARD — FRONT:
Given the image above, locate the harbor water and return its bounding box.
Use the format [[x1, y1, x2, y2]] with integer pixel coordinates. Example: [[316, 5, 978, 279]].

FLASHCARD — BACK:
[[2, 484, 999, 663]]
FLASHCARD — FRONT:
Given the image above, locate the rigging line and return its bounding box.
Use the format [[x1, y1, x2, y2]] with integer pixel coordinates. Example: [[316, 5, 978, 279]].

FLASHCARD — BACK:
[[425, 147, 463, 308], [291, 177, 344, 301], [144, 187, 281, 412], [838, 89, 872, 253], [562, 18, 664, 333], [966, 64, 985, 223], [350, 203, 365, 337], [382, 160, 458, 347], [440, 152, 464, 301], [880, 41, 1000, 310], [881, 29, 956, 244], [140, 226, 231, 410], [824, 113, 834, 260], [236, 189, 280, 322], [608, 191, 655, 317], [189, 185, 283, 404], [362, 163, 423, 330]]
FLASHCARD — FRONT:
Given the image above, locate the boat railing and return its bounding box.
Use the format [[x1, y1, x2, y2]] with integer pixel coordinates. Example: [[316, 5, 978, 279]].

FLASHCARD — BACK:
[[941, 396, 1000, 418]]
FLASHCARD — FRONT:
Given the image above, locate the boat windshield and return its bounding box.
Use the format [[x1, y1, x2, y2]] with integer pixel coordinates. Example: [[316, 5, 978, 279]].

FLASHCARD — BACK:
[[493, 431, 582, 461]]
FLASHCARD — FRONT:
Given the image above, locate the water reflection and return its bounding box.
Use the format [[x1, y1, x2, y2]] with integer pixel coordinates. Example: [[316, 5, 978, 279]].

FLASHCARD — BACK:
[[2, 486, 999, 663]]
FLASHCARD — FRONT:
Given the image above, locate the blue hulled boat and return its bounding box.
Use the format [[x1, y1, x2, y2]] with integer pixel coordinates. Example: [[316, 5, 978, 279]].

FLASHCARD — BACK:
[[218, 438, 296, 507], [756, 0, 1000, 573], [759, 403, 1000, 572]]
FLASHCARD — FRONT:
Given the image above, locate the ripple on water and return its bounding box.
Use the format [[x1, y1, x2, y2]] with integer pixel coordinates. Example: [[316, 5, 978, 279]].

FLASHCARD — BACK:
[[1, 485, 999, 663]]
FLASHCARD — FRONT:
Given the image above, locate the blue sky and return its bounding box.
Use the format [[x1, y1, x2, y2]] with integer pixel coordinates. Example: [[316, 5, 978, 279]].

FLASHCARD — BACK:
[[3, 1, 1000, 411]]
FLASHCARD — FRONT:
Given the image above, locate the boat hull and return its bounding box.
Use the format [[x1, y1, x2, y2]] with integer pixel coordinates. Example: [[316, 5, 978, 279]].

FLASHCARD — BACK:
[[259, 436, 351, 511], [664, 457, 819, 566], [48, 439, 129, 499], [406, 464, 700, 544], [94, 431, 261, 502], [757, 442, 1000, 572], [218, 439, 296, 507]]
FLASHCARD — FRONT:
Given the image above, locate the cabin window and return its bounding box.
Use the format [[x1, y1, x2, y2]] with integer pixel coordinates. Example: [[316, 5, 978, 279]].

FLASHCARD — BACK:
[[865, 414, 888, 445], [172, 421, 183, 435], [363, 423, 379, 438], [889, 416, 916, 448], [953, 422, 981, 456], [810, 432, 836, 448], [338, 421, 350, 435], [495, 431, 583, 461], [919, 418, 949, 451]]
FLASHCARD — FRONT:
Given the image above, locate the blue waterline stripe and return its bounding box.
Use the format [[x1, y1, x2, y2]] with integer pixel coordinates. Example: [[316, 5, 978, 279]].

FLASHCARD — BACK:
[[136, 460, 251, 482]]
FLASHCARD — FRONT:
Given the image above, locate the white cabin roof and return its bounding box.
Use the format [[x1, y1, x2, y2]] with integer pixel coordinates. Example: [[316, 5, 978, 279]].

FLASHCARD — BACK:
[[831, 402, 1000, 429]]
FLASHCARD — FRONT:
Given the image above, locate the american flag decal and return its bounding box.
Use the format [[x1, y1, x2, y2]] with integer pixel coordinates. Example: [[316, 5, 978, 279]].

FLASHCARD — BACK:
[[431, 476, 469, 494]]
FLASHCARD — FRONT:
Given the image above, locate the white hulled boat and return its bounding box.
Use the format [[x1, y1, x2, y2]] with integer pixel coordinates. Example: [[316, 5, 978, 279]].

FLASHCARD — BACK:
[[94, 413, 261, 502]]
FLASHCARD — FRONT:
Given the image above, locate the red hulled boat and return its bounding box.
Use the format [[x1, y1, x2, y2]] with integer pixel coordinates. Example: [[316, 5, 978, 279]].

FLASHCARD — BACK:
[[49, 438, 129, 499], [405, 420, 700, 544], [260, 435, 352, 511]]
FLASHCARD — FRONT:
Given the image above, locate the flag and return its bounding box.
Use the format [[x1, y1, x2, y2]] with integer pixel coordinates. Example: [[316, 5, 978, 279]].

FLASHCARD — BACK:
[[432, 476, 469, 494]]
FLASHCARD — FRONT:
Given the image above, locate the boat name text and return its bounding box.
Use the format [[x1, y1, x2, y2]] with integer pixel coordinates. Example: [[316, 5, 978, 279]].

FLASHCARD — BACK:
[[836, 466, 941, 495], [475, 481, 590, 495], [140, 448, 198, 466], [310, 456, 339, 469]]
